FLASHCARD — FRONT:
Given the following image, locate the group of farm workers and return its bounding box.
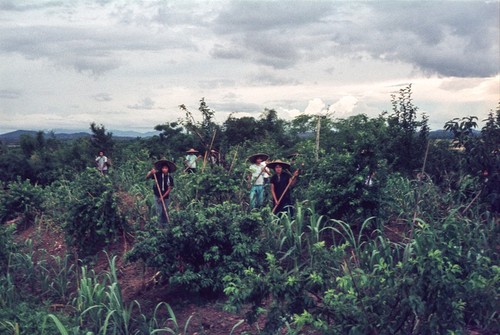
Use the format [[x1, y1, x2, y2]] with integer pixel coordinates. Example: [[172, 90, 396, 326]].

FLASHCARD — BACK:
[[141, 149, 300, 226]]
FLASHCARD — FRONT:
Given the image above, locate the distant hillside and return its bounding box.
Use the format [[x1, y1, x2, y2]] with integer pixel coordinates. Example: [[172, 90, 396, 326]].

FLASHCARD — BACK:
[[0, 130, 90, 144], [0, 128, 471, 145], [0, 129, 160, 144], [428, 129, 481, 139], [429, 129, 452, 139]]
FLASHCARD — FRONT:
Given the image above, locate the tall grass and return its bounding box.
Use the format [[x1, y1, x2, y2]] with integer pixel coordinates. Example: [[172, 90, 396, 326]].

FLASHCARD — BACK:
[[43, 252, 196, 335]]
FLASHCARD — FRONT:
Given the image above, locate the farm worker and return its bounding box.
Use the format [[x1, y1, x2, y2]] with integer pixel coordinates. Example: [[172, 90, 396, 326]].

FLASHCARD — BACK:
[[247, 153, 270, 209], [262, 158, 271, 201], [209, 149, 221, 166], [268, 160, 299, 216], [95, 150, 109, 175], [147, 159, 176, 226], [184, 148, 200, 173]]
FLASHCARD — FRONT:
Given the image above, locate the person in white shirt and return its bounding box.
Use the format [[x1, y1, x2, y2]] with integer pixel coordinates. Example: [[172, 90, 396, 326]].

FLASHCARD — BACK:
[[247, 153, 270, 209], [95, 151, 108, 175], [184, 148, 200, 173]]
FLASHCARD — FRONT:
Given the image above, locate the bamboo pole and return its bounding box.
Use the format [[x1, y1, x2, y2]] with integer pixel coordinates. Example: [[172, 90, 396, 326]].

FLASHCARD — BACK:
[[152, 172, 170, 224], [228, 146, 239, 174], [272, 174, 297, 213], [202, 129, 217, 172], [315, 115, 321, 162]]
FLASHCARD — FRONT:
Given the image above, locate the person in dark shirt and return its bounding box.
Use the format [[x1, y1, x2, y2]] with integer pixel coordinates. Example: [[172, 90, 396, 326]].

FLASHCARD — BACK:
[[146, 159, 176, 225], [268, 160, 299, 215]]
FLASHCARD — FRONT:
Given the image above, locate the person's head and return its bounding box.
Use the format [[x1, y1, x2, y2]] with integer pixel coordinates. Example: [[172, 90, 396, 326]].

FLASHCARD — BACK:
[[99, 151, 104, 156], [186, 148, 198, 156], [267, 160, 290, 173], [161, 164, 169, 173], [255, 157, 263, 164]]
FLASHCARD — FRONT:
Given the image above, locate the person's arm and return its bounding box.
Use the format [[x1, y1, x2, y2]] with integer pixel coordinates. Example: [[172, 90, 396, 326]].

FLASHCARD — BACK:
[[146, 168, 156, 179], [246, 166, 254, 186], [161, 176, 173, 199], [161, 186, 172, 199]]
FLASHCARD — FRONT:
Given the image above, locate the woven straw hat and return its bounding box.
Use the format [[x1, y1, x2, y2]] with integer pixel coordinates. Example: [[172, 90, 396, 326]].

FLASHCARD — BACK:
[[266, 160, 290, 170], [247, 153, 269, 163], [154, 159, 177, 172]]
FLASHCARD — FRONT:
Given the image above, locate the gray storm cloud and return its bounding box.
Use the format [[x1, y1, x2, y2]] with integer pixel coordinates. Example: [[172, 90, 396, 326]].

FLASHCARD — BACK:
[[213, 1, 499, 77]]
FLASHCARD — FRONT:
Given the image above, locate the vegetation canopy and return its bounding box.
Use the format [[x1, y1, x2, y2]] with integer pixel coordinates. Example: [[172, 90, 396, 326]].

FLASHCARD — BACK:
[[0, 88, 498, 334]]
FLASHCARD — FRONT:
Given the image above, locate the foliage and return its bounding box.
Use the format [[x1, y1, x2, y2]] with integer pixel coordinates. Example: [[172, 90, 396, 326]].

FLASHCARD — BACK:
[[0, 224, 17, 273], [444, 108, 500, 212], [384, 84, 429, 175], [0, 148, 31, 186], [0, 131, 94, 186], [224, 198, 499, 334], [58, 168, 127, 258], [90, 122, 115, 156], [222, 115, 260, 149], [0, 178, 44, 227], [44, 254, 199, 335], [304, 148, 387, 221], [174, 164, 244, 206], [0, 94, 498, 333], [0, 302, 67, 335], [152, 121, 194, 158], [126, 202, 266, 293], [179, 98, 221, 151]]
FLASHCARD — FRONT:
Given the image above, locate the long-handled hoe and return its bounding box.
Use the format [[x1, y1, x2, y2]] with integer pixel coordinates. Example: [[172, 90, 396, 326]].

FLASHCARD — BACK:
[[152, 173, 170, 224]]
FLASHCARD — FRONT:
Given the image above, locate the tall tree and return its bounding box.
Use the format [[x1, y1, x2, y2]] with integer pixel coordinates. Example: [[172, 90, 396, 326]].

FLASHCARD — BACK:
[[384, 84, 428, 175], [257, 108, 290, 148], [90, 122, 114, 156], [152, 121, 193, 158], [222, 115, 259, 148], [179, 98, 220, 151]]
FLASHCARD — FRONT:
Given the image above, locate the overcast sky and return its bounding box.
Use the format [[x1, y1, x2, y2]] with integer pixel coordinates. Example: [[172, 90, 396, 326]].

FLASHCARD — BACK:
[[0, 0, 498, 134]]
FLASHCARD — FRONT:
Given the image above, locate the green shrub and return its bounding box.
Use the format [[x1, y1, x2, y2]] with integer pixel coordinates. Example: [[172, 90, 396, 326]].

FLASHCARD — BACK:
[[60, 168, 127, 258], [0, 179, 44, 227], [223, 205, 499, 334], [126, 201, 266, 293]]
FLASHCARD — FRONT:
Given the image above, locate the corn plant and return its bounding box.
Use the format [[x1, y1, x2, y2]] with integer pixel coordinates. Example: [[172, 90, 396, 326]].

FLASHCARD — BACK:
[[48, 254, 77, 301], [74, 266, 107, 330], [0, 272, 18, 308], [148, 302, 194, 334], [0, 320, 20, 335]]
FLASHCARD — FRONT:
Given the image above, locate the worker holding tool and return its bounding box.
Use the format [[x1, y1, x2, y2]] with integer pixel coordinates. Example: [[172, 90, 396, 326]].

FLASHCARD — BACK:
[[147, 159, 176, 225], [268, 160, 299, 216]]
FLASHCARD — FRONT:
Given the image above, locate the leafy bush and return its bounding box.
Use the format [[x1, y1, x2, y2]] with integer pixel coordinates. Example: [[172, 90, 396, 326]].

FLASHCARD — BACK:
[[304, 150, 387, 221], [223, 201, 499, 334], [174, 165, 244, 206], [127, 202, 266, 293], [59, 168, 127, 258], [0, 179, 44, 227]]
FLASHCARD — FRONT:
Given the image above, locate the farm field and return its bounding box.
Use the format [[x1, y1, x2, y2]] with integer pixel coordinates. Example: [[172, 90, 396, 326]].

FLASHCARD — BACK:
[[1, 93, 498, 334]]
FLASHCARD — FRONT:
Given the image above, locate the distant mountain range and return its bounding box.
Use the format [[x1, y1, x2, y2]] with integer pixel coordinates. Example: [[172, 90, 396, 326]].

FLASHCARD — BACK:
[[0, 129, 160, 144], [0, 128, 457, 145]]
